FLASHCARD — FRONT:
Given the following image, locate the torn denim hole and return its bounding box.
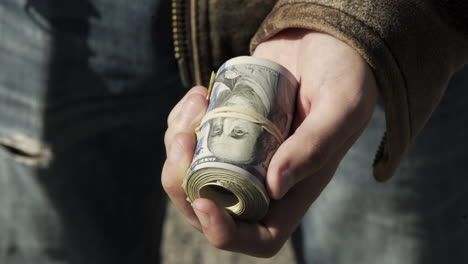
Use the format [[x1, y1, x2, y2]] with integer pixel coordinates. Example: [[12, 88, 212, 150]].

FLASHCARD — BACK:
[[0, 133, 52, 167]]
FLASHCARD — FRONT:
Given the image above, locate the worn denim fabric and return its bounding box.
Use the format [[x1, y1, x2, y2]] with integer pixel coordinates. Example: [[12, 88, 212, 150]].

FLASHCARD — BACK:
[[297, 65, 468, 263], [0, 0, 182, 263]]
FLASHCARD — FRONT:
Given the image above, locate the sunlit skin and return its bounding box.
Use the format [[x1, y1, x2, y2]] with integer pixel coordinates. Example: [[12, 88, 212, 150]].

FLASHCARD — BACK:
[[162, 29, 378, 257]]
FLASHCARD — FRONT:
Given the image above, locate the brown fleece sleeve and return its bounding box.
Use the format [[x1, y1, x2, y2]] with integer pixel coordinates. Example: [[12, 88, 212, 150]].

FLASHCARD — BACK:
[[250, 0, 468, 181]]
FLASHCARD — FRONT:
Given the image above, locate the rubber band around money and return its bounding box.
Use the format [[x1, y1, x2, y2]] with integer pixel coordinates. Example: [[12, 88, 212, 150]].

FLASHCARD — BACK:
[[196, 106, 285, 144], [199, 71, 285, 144]]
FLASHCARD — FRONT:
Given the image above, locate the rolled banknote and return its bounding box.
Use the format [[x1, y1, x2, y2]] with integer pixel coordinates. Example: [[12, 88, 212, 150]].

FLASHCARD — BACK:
[[183, 56, 298, 220]]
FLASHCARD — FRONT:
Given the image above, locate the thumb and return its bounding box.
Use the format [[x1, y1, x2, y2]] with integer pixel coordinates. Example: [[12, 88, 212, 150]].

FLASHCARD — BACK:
[[265, 115, 340, 200], [266, 89, 374, 200]]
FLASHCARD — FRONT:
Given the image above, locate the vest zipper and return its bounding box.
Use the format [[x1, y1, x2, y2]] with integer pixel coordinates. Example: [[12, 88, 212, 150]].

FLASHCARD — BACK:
[[172, 0, 193, 88]]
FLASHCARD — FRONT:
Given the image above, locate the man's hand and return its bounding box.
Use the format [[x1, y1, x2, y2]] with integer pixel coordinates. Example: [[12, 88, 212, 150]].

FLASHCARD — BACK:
[[162, 29, 377, 257]]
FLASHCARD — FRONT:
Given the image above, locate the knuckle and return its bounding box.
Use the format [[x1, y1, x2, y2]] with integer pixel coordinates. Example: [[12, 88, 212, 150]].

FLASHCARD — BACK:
[[164, 128, 192, 150], [185, 92, 208, 110], [190, 85, 208, 96], [168, 94, 207, 132], [161, 163, 180, 194], [170, 132, 188, 149], [160, 172, 172, 193], [163, 128, 173, 148], [167, 88, 206, 127], [167, 102, 184, 128], [161, 177, 180, 198], [168, 85, 207, 124]]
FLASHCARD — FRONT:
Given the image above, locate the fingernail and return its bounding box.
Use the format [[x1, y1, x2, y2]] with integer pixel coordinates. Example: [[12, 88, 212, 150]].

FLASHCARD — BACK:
[[279, 168, 295, 198], [193, 207, 210, 228]]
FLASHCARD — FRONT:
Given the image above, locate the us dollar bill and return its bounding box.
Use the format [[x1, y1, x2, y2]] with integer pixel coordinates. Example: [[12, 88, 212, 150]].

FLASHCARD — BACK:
[[183, 56, 298, 220]]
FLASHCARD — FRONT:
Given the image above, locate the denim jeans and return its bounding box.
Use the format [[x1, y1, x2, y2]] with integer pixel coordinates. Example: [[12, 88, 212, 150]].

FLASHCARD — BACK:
[[0, 0, 182, 263], [297, 64, 468, 263]]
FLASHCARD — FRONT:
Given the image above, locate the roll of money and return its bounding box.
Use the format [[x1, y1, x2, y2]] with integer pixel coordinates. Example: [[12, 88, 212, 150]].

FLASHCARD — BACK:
[[183, 56, 298, 220]]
